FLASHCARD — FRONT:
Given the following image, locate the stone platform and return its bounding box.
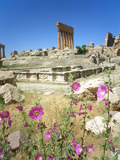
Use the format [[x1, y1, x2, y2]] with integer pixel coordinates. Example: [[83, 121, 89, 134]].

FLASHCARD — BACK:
[[11, 64, 115, 83]]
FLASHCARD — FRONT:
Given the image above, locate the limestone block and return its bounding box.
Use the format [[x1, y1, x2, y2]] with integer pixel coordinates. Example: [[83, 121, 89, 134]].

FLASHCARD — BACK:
[[74, 78, 107, 100], [89, 55, 97, 64], [0, 71, 16, 86], [8, 131, 29, 150], [103, 87, 120, 111], [110, 112, 120, 137], [11, 50, 18, 58], [29, 74, 38, 81], [89, 42, 94, 48], [95, 45, 103, 53], [50, 47, 56, 51], [0, 83, 25, 104], [86, 116, 107, 135]]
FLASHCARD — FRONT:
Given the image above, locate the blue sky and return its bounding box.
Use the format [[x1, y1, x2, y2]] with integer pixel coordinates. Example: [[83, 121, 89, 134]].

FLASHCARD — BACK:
[[1, 0, 120, 57]]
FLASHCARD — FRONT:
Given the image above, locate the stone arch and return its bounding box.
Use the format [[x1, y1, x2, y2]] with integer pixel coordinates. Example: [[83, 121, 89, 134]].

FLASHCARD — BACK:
[[117, 49, 120, 56]]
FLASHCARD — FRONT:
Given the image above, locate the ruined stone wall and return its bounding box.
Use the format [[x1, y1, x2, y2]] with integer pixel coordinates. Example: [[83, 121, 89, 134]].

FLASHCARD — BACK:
[[113, 33, 120, 47], [103, 32, 115, 47]]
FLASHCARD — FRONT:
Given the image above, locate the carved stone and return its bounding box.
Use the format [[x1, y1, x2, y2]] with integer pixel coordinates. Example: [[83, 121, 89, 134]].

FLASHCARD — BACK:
[[0, 43, 5, 60], [103, 32, 115, 47], [56, 22, 74, 49]]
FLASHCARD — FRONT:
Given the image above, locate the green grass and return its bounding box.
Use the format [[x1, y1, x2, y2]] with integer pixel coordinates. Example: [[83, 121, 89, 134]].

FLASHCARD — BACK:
[[2, 64, 37, 69]]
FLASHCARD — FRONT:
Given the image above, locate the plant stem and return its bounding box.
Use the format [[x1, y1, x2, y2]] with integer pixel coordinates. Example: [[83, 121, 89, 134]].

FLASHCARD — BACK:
[[39, 121, 46, 159], [102, 69, 111, 160]]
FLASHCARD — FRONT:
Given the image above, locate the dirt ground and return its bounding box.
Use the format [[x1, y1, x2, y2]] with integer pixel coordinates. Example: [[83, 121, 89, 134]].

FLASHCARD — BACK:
[[2, 64, 120, 160]]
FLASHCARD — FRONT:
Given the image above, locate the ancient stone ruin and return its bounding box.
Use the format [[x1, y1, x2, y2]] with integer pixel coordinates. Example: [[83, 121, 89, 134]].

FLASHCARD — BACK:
[[56, 22, 74, 49], [0, 43, 5, 59], [103, 32, 115, 47], [103, 32, 120, 47]]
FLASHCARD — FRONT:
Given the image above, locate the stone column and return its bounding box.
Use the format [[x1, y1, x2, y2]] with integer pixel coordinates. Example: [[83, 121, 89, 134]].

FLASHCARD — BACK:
[[63, 31, 65, 49], [61, 31, 63, 49], [68, 33, 70, 48], [70, 33, 72, 49], [66, 32, 69, 47], [3, 46, 5, 58], [58, 31, 61, 49], [65, 32, 67, 48], [72, 34, 74, 49], [0, 47, 1, 59], [64, 31, 66, 48]]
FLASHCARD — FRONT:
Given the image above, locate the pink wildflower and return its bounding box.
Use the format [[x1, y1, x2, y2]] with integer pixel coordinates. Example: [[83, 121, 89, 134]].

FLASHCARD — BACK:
[[97, 84, 107, 99], [0, 111, 9, 119], [37, 123, 40, 129], [16, 105, 23, 111], [70, 82, 80, 92], [24, 122, 28, 127], [67, 156, 72, 160], [72, 99, 78, 105], [109, 88, 112, 91], [0, 154, 4, 159], [45, 129, 51, 140], [0, 147, 3, 153], [75, 144, 82, 155], [109, 139, 112, 143], [85, 144, 94, 154], [6, 139, 10, 144], [69, 112, 76, 117], [88, 104, 92, 111], [8, 117, 12, 127], [104, 100, 108, 106], [108, 139, 115, 153], [0, 118, 2, 124], [72, 139, 76, 149], [58, 134, 62, 139], [53, 123, 57, 132], [48, 153, 54, 160], [35, 153, 43, 160], [28, 106, 43, 120], [78, 104, 83, 116]]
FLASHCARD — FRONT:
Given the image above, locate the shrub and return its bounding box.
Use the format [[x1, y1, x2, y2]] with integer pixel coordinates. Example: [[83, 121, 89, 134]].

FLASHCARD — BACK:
[[76, 45, 87, 54]]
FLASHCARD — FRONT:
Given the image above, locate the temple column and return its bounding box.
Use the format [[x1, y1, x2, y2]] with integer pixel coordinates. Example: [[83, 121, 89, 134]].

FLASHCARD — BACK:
[[62, 32, 64, 49], [68, 33, 70, 48], [3, 46, 5, 58], [0, 48, 1, 59], [61, 31, 63, 49], [65, 32, 67, 48], [58, 31, 61, 49], [64, 32, 66, 48], [72, 33, 73, 49], [70, 33, 72, 49], [63, 32, 65, 49], [66, 32, 68, 47]]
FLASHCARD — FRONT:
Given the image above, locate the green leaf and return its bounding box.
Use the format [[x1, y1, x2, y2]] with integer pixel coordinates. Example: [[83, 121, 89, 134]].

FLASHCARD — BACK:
[[93, 157, 99, 160]]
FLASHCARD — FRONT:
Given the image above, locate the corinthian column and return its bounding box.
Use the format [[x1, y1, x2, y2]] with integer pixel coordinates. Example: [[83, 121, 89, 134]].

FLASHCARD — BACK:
[[61, 31, 63, 49], [3, 46, 5, 58], [72, 33, 74, 49], [58, 31, 61, 49], [0, 48, 1, 59]]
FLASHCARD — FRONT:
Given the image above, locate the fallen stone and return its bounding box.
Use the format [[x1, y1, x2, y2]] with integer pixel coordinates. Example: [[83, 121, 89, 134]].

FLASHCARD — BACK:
[[0, 71, 16, 86], [85, 116, 107, 135], [0, 83, 25, 104], [43, 91, 54, 95], [74, 78, 107, 101], [104, 87, 120, 111], [8, 131, 29, 150], [110, 112, 120, 137], [110, 111, 119, 117]]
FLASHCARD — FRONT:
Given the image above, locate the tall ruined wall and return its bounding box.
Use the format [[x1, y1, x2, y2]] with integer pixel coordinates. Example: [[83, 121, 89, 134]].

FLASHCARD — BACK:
[[103, 32, 115, 47], [113, 33, 120, 47]]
